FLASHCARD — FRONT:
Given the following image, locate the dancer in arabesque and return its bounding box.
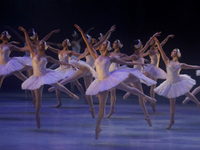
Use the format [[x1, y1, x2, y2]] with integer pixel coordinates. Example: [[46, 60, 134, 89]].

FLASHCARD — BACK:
[[153, 37, 200, 129], [19, 26, 79, 129], [74, 24, 157, 139]]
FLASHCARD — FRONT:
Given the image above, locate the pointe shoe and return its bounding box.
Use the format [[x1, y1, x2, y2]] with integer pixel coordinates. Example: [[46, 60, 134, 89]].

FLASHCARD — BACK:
[[48, 87, 55, 92], [145, 116, 152, 127], [69, 94, 79, 100], [150, 102, 156, 112], [106, 109, 115, 118], [167, 120, 175, 129], [89, 108, 95, 118], [123, 92, 131, 100], [53, 103, 62, 108], [36, 116, 41, 129], [95, 126, 102, 140]]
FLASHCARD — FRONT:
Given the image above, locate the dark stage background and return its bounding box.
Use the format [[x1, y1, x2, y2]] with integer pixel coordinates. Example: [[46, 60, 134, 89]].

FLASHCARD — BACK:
[[1, 0, 200, 92]]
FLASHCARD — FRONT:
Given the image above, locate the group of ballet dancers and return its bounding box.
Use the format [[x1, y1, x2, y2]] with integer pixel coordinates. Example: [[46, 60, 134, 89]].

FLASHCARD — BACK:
[[1, 24, 200, 139]]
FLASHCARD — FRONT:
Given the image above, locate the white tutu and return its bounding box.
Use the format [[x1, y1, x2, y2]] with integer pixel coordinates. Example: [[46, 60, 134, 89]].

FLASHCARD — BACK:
[[70, 60, 97, 77], [14, 56, 32, 67], [143, 64, 167, 79], [22, 69, 63, 90], [154, 74, 195, 99], [86, 68, 156, 95], [86, 68, 130, 95], [55, 65, 77, 78], [0, 58, 25, 76]]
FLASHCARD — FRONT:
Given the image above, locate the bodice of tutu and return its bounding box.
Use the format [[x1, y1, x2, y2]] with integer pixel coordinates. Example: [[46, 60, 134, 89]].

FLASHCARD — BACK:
[[95, 58, 111, 81], [166, 63, 181, 83], [109, 56, 120, 72], [58, 53, 70, 69], [86, 54, 95, 68], [150, 52, 160, 67], [0, 46, 10, 64], [32, 56, 48, 76], [134, 57, 144, 72], [72, 41, 81, 53]]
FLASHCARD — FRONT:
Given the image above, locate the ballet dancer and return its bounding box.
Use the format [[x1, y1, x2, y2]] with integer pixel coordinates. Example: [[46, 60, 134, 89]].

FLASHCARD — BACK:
[[47, 38, 87, 107], [19, 26, 79, 128], [153, 37, 200, 129], [0, 30, 30, 89], [183, 70, 200, 103], [143, 34, 175, 112], [106, 39, 127, 118], [74, 24, 157, 139], [48, 25, 114, 118]]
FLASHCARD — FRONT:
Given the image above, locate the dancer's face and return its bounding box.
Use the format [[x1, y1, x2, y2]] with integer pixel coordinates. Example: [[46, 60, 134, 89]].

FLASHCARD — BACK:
[[37, 41, 45, 51], [171, 49, 178, 58], [62, 39, 68, 47], [99, 42, 107, 52], [112, 40, 119, 49], [0, 32, 7, 40]]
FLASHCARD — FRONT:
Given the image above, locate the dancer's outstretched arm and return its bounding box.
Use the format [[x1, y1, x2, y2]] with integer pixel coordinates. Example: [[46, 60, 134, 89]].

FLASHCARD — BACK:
[[111, 57, 145, 67], [154, 37, 169, 66], [46, 56, 76, 70], [41, 29, 60, 41], [48, 45, 61, 54], [181, 63, 200, 70]]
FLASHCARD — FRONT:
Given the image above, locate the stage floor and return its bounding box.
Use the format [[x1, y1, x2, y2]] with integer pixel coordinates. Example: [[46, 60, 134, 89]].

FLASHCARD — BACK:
[[0, 91, 200, 150]]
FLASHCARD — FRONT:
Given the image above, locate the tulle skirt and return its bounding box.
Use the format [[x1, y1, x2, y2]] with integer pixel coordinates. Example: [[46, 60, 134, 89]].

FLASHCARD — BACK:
[[154, 74, 196, 98], [0, 58, 25, 76], [22, 69, 64, 90], [14, 56, 32, 67], [143, 64, 167, 79], [86, 68, 156, 95], [55, 66, 77, 78], [70, 60, 96, 77]]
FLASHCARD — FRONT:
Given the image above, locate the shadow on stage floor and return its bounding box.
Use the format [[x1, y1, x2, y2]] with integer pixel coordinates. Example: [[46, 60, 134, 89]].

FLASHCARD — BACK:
[[0, 90, 200, 150]]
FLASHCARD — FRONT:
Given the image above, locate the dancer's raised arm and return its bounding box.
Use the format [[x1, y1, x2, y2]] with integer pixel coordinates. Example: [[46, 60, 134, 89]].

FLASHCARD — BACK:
[[19, 26, 35, 57], [154, 37, 169, 66], [74, 24, 99, 60], [48, 45, 61, 54], [5, 26, 25, 43], [93, 25, 115, 50], [160, 34, 175, 46], [140, 32, 161, 53]]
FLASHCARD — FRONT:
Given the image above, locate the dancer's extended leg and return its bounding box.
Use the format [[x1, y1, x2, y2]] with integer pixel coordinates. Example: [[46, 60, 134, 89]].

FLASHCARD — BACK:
[[167, 98, 176, 129]]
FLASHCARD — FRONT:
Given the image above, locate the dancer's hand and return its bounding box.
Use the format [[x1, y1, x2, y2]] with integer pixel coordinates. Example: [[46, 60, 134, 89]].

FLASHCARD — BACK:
[[74, 24, 83, 32], [18, 26, 26, 32], [153, 31, 161, 38], [168, 34, 175, 38], [144, 59, 150, 64], [70, 64, 77, 70], [52, 29, 60, 34], [141, 63, 147, 67], [109, 24, 116, 32]]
